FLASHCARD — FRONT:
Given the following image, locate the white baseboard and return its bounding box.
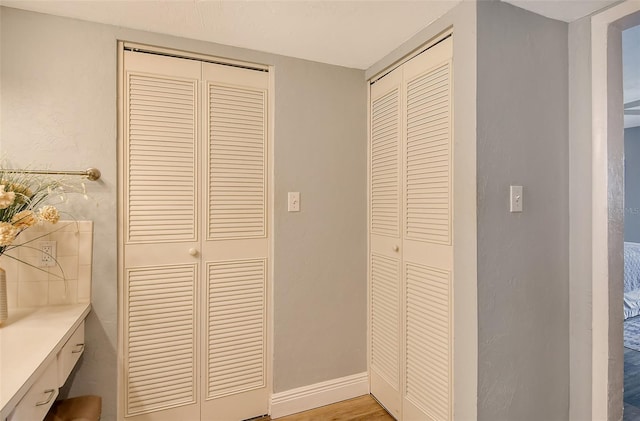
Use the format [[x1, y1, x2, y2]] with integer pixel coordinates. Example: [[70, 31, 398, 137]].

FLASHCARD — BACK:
[[270, 372, 369, 419]]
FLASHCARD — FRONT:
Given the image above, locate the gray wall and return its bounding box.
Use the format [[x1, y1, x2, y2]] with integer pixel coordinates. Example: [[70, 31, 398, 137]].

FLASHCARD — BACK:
[[272, 54, 367, 392], [0, 7, 367, 420], [606, 22, 625, 421], [1, 9, 120, 420], [371, 3, 571, 418], [568, 14, 593, 421], [625, 127, 640, 242], [476, 2, 569, 420]]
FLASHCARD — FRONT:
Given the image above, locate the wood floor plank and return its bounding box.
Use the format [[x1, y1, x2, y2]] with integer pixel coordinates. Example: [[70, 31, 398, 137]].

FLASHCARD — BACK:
[[273, 395, 394, 421]]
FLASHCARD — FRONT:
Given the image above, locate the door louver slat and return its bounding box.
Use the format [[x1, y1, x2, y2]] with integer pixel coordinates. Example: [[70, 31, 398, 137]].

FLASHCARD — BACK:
[[127, 73, 197, 243], [371, 89, 400, 237], [405, 63, 451, 245], [405, 262, 451, 421], [209, 85, 266, 240], [207, 259, 266, 399], [126, 265, 196, 416], [371, 253, 400, 389]]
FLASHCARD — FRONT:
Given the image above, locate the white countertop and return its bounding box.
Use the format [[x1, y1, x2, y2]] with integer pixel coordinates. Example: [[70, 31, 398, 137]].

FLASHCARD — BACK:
[[0, 303, 91, 419]]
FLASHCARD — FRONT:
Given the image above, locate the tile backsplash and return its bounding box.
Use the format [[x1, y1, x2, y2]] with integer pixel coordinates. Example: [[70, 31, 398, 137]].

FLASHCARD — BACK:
[[1, 220, 93, 309]]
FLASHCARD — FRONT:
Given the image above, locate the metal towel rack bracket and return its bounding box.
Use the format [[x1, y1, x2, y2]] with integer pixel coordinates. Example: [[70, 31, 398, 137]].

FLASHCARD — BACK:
[[4, 167, 102, 181]]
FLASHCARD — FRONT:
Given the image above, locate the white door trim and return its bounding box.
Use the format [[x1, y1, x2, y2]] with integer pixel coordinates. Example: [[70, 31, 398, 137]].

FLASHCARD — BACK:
[[591, 2, 640, 420]]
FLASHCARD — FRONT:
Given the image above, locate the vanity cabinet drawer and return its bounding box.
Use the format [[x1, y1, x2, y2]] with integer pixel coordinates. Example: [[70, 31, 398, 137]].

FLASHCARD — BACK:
[[57, 321, 85, 387], [7, 359, 58, 421]]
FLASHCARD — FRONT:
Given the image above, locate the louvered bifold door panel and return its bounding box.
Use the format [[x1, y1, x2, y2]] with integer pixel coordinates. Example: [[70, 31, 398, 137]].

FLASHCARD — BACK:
[[404, 60, 452, 245], [201, 59, 270, 421], [125, 264, 197, 417], [405, 262, 451, 421], [371, 88, 401, 237], [208, 84, 266, 240], [126, 72, 198, 243], [207, 259, 266, 398], [371, 253, 400, 388], [368, 66, 403, 419]]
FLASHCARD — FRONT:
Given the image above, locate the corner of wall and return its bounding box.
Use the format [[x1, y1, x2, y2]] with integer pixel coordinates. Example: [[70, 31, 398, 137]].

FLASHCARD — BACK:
[[568, 15, 594, 421], [365, 2, 479, 420], [476, 2, 570, 420]]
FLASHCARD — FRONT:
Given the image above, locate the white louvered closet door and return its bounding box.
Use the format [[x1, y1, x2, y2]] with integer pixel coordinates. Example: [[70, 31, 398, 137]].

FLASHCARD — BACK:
[[368, 35, 453, 421], [401, 36, 453, 421], [121, 49, 270, 421], [123, 51, 201, 421], [369, 66, 403, 420], [200, 62, 269, 421]]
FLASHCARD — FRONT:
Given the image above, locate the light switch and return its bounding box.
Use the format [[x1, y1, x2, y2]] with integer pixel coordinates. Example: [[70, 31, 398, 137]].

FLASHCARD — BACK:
[[288, 192, 300, 212], [510, 185, 523, 213]]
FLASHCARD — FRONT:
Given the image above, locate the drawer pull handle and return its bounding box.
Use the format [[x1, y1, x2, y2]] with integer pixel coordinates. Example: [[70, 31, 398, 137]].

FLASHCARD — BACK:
[[36, 389, 56, 406], [72, 343, 85, 354]]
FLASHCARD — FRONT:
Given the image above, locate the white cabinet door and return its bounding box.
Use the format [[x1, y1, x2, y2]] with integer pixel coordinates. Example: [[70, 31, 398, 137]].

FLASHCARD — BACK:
[[57, 321, 85, 387], [8, 359, 58, 421]]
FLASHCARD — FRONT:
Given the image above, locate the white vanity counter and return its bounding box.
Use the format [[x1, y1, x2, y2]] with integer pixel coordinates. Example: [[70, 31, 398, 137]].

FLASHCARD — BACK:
[[0, 304, 91, 420]]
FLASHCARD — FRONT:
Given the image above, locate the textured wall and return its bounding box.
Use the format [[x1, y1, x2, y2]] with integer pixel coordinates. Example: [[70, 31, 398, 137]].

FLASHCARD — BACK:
[[568, 15, 594, 421], [0, 7, 367, 420], [606, 24, 625, 421], [0, 9, 120, 420], [271, 56, 367, 391], [476, 2, 569, 420]]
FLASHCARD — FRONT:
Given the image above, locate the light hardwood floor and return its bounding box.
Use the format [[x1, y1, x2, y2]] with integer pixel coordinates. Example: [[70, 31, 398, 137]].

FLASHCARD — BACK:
[[270, 395, 394, 421]]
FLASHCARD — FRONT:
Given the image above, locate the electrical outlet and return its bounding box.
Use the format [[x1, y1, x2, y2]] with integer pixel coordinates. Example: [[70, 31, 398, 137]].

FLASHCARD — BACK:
[[39, 241, 57, 267]]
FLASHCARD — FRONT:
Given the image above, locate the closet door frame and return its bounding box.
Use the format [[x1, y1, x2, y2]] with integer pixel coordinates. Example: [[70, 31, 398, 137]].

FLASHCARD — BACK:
[[116, 41, 275, 421]]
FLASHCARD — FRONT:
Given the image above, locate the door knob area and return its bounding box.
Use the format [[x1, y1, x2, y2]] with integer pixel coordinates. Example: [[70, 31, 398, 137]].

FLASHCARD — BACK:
[[393, 245, 400, 252], [189, 248, 198, 256]]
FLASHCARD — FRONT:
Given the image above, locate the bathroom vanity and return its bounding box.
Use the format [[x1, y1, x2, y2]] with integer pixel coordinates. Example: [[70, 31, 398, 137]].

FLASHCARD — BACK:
[[0, 304, 90, 421]]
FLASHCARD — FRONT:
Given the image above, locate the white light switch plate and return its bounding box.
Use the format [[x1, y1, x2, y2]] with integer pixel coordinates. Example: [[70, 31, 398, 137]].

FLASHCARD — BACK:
[[288, 192, 300, 212], [510, 185, 523, 212]]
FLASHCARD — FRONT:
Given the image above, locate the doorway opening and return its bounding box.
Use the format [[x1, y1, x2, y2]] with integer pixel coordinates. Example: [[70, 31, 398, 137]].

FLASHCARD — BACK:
[[591, 3, 640, 420], [621, 22, 640, 420]]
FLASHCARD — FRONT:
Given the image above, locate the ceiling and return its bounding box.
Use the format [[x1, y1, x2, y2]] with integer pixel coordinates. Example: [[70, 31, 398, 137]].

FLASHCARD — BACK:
[[2, 0, 636, 125], [504, 0, 617, 23], [0, 0, 620, 70]]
